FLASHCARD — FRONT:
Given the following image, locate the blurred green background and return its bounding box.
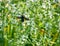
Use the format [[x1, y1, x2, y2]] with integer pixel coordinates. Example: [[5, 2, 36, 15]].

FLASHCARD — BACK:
[[0, 0, 60, 46]]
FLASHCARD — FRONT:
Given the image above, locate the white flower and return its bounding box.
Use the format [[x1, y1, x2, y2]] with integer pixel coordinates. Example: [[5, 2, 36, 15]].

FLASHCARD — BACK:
[[0, 0, 2, 2], [42, 3, 46, 8]]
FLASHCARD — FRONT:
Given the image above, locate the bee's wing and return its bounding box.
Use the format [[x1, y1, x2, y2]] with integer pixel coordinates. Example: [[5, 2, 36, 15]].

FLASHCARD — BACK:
[[16, 16, 21, 19], [24, 17, 29, 20]]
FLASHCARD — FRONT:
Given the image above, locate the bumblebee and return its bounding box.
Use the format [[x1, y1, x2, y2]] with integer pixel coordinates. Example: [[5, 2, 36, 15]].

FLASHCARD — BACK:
[[17, 15, 29, 22]]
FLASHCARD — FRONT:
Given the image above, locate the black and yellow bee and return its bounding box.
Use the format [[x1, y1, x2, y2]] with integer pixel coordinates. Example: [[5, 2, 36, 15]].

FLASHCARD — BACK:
[[17, 15, 29, 22]]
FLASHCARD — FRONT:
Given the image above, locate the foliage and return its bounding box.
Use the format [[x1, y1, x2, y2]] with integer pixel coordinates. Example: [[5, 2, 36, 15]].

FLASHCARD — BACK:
[[0, 0, 60, 46]]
